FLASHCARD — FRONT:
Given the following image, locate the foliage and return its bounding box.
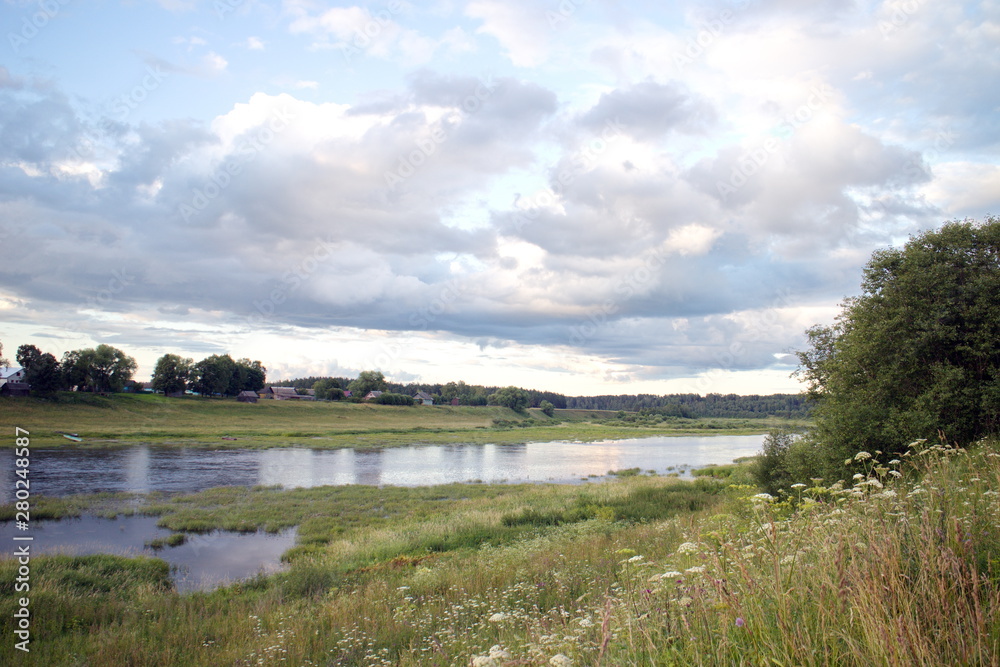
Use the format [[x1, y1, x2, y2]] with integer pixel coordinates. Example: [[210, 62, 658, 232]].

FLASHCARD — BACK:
[[375, 392, 415, 406], [231, 358, 266, 394], [751, 428, 797, 495], [567, 392, 812, 418], [794, 217, 1000, 480], [189, 355, 266, 397], [0, 340, 7, 367], [151, 353, 194, 395], [17, 344, 61, 396], [60, 344, 137, 393], [189, 354, 236, 396], [348, 370, 387, 396], [539, 400, 555, 417], [488, 386, 531, 412], [311, 378, 343, 400]]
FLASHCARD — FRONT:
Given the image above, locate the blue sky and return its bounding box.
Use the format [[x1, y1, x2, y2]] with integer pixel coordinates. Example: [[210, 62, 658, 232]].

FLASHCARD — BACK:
[[1, 0, 998, 395]]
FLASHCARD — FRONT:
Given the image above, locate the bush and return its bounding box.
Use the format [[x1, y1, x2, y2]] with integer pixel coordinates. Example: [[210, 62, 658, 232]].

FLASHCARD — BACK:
[[375, 392, 415, 406]]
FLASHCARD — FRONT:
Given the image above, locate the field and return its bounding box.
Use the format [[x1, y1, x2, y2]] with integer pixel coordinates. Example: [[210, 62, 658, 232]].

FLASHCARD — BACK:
[[2, 438, 999, 665], [0, 394, 802, 448]]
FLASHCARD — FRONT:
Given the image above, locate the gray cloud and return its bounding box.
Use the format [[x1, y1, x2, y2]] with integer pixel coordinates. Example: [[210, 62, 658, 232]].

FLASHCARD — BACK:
[[579, 80, 715, 140]]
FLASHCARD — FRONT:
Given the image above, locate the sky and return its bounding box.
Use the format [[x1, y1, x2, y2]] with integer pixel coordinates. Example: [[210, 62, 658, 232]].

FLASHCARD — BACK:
[[0, 0, 998, 396]]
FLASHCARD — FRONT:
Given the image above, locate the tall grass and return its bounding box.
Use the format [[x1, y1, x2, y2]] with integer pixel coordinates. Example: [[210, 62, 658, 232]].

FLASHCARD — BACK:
[[2, 441, 999, 665]]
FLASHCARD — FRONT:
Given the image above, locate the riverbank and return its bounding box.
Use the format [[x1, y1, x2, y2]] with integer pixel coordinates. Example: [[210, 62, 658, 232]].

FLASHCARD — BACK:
[[2, 440, 997, 665], [0, 394, 807, 448]]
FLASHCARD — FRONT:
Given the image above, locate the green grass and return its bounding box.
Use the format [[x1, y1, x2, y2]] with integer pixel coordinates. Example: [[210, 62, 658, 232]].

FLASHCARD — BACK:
[[3, 440, 999, 665], [0, 393, 786, 448]]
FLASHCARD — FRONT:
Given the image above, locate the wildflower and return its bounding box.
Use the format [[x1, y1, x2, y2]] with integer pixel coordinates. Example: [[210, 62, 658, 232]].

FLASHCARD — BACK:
[[549, 654, 573, 667], [489, 646, 510, 660], [676, 542, 699, 554], [750, 493, 775, 503], [735, 617, 745, 627], [791, 483, 806, 489], [685, 565, 706, 574], [626, 555, 644, 563], [661, 571, 683, 579], [888, 470, 902, 478], [488, 612, 507, 622], [854, 451, 872, 461], [852, 473, 865, 480]]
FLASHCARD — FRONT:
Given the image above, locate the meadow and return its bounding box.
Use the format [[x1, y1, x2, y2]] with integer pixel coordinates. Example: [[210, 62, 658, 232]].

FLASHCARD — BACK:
[[0, 393, 796, 448], [2, 436, 998, 665]]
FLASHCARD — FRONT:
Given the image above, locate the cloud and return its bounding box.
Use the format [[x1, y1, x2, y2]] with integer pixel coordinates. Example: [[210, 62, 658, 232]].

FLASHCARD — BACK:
[[578, 80, 716, 139], [465, 0, 553, 67]]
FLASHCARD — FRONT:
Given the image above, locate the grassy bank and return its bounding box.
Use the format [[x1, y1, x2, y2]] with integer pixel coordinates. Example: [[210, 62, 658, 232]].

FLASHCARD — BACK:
[[3, 439, 999, 665], [0, 393, 796, 447]]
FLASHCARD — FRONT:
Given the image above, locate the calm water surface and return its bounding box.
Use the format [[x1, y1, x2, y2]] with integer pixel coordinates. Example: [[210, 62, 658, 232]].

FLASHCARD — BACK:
[[0, 516, 296, 592], [0, 435, 761, 591], [0, 435, 763, 499]]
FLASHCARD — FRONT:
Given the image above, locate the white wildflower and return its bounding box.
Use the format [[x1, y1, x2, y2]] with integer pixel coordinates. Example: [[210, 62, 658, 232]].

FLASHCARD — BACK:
[[854, 451, 872, 461], [489, 645, 510, 659], [661, 570, 683, 578], [488, 612, 507, 623], [791, 483, 807, 489], [676, 542, 699, 554], [750, 493, 775, 503], [685, 565, 706, 574], [549, 654, 573, 667]]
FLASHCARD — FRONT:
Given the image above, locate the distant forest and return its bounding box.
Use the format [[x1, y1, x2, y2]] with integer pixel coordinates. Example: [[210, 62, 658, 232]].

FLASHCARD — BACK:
[[272, 377, 811, 419]]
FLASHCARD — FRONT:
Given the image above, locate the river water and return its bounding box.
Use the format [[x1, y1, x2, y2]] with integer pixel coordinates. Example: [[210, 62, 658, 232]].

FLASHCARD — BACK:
[[0, 434, 763, 499], [0, 435, 763, 591]]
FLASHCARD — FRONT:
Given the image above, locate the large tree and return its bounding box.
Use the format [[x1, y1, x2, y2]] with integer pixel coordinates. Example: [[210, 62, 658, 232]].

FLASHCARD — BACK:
[[61, 345, 137, 393], [17, 344, 61, 396], [151, 354, 194, 395], [348, 370, 387, 396], [488, 386, 531, 412], [793, 217, 1000, 480], [190, 354, 237, 396]]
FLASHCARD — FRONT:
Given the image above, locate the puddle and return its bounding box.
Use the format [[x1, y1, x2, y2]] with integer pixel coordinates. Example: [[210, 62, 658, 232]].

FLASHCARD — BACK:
[[0, 515, 296, 593]]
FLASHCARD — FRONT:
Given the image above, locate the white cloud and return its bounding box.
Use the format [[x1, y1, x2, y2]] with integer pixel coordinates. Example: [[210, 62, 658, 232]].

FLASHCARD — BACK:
[[465, 0, 552, 67], [202, 51, 228, 75]]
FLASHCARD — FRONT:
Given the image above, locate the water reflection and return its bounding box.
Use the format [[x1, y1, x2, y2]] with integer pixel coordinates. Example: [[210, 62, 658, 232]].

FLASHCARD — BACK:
[[0, 516, 296, 593], [0, 435, 764, 500]]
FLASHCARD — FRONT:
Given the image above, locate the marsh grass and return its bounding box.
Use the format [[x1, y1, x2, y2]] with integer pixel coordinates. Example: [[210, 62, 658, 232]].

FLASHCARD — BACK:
[[3, 441, 999, 665]]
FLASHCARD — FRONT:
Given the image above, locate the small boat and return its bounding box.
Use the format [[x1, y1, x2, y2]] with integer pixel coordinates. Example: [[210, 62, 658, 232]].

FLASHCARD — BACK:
[[60, 433, 82, 442]]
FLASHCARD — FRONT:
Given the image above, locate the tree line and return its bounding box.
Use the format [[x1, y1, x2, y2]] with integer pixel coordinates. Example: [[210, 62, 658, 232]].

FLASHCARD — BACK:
[[566, 393, 813, 419], [1, 343, 267, 398]]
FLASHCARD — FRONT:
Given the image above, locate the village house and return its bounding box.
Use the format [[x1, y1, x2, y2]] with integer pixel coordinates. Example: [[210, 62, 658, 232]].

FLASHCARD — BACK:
[[364, 390, 383, 401], [260, 386, 299, 400], [0, 366, 26, 389], [413, 391, 434, 406], [237, 390, 259, 403]]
